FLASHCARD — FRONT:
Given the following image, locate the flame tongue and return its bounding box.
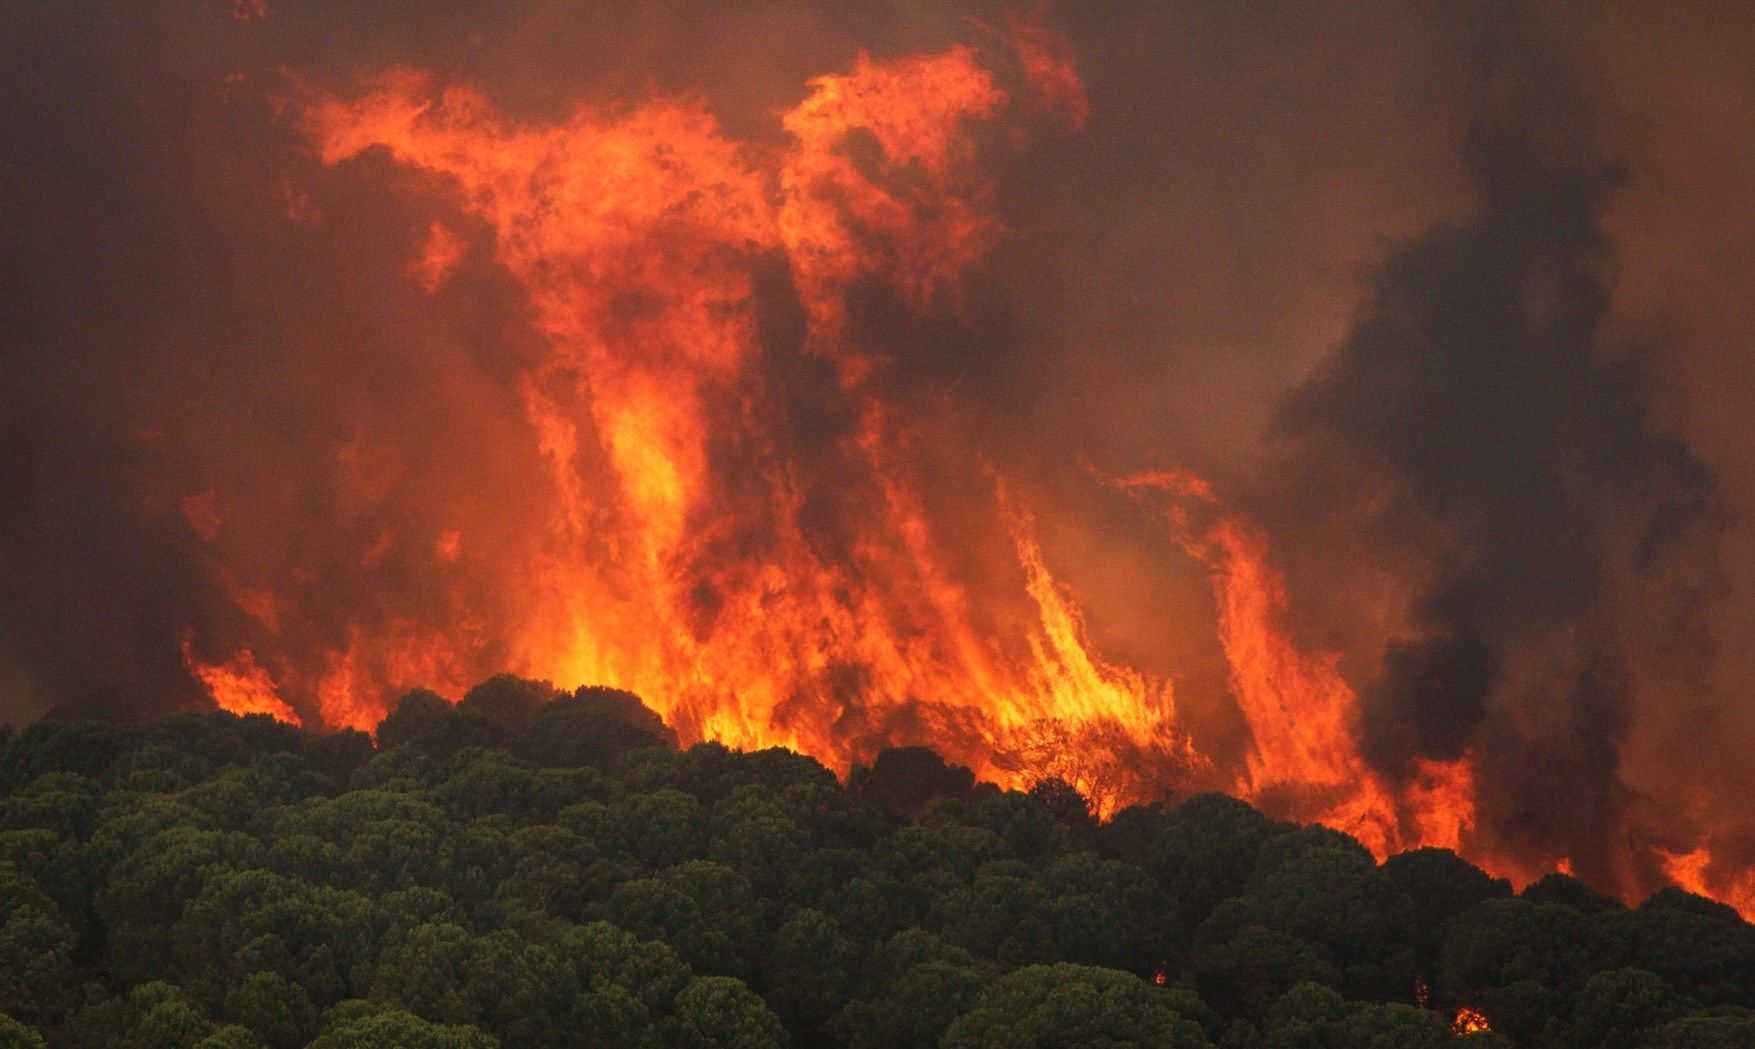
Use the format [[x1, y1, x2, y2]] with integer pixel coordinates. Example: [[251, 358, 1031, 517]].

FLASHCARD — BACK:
[[1659, 846, 1755, 922], [1110, 471, 1477, 858], [181, 631, 302, 727]]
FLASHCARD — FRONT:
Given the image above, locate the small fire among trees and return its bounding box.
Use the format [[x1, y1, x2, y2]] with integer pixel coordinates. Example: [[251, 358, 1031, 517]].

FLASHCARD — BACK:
[[1452, 1007, 1491, 1035]]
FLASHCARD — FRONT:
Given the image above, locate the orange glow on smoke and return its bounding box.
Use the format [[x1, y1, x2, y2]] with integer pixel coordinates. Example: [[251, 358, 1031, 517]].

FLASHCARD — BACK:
[[410, 221, 463, 291], [180, 490, 222, 543], [997, 10, 1090, 128]]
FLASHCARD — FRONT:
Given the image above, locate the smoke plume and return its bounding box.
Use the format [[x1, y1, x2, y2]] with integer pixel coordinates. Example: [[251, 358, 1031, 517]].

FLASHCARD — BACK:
[[1273, 5, 1728, 891]]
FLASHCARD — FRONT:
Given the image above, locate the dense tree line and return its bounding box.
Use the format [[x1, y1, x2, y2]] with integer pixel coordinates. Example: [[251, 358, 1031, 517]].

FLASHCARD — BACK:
[[0, 675, 1750, 1047]]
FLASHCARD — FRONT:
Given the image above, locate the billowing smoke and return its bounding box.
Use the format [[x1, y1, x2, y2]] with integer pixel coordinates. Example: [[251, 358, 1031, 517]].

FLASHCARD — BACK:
[[1272, 6, 1728, 890]]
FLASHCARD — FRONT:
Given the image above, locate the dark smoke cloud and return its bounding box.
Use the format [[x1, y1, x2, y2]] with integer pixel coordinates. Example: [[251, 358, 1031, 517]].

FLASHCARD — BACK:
[[1271, 3, 1728, 890]]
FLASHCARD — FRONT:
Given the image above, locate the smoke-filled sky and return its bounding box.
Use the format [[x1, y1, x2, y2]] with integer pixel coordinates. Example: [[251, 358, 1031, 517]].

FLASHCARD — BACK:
[[2, 0, 1752, 901]]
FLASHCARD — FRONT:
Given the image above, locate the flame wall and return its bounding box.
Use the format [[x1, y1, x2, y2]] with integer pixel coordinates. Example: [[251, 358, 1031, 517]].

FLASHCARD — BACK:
[[1, 0, 1752, 915]]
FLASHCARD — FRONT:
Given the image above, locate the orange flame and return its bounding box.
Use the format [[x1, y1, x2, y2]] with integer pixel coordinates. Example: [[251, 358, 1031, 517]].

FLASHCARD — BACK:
[[235, 26, 1467, 839], [161, 21, 1754, 919], [280, 28, 1204, 803], [1112, 471, 1475, 858], [1659, 846, 1755, 922], [1453, 1006, 1490, 1035], [780, 46, 1004, 337], [180, 631, 301, 726]]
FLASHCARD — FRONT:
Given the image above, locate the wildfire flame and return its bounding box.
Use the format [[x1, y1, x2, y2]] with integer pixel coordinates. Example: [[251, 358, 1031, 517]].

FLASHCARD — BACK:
[[162, 17, 1753, 918], [221, 24, 1197, 806]]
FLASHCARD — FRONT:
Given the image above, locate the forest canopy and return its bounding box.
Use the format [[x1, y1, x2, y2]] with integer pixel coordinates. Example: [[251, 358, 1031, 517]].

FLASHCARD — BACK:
[[1, 676, 1750, 1048]]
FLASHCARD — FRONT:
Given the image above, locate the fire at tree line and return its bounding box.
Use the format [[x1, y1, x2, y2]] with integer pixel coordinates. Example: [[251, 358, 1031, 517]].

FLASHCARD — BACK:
[[0, 677, 1750, 1049]]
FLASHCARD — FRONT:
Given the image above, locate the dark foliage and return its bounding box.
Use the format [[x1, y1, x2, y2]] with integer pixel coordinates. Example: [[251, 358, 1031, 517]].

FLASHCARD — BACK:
[[0, 679, 1749, 1047]]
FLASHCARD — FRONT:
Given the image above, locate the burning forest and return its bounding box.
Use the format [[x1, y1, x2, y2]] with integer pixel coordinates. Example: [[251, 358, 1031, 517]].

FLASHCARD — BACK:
[[2, 3, 1754, 1045]]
